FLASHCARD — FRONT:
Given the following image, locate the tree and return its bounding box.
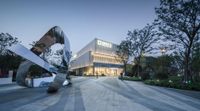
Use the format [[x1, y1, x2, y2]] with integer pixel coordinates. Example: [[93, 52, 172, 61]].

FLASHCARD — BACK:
[[116, 40, 133, 75], [127, 24, 159, 77], [131, 64, 142, 77], [0, 33, 21, 77], [29, 64, 48, 77], [191, 42, 200, 82], [126, 64, 133, 76], [0, 33, 19, 55], [155, 0, 200, 82]]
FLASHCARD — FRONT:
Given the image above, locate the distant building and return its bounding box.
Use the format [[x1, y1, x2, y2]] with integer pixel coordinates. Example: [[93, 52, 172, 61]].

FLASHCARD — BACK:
[[70, 38, 123, 76]]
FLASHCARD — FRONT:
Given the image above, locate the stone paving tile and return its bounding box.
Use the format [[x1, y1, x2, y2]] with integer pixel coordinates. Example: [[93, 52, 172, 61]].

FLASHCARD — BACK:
[[0, 77, 200, 111]]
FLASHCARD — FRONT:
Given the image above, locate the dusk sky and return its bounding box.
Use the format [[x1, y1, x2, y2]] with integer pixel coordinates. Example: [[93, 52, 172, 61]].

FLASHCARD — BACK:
[[0, 0, 159, 54]]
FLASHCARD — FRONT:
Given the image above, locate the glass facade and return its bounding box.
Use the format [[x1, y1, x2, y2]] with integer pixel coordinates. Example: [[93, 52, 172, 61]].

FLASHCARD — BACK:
[[70, 38, 123, 76]]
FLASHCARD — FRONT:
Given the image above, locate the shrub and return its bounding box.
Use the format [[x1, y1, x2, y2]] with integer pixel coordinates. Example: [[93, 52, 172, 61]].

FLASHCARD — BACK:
[[120, 76, 142, 81], [144, 77, 200, 91], [154, 72, 168, 80], [144, 80, 154, 85], [29, 65, 47, 77], [101, 74, 105, 76], [159, 80, 169, 87], [140, 72, 150, 80], [168, 76, 181, 82]]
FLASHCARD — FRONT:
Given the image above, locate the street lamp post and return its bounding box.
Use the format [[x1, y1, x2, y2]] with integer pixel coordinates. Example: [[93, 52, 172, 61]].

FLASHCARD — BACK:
[[160, 47, 166, 56], [160, 47, 167, 73]]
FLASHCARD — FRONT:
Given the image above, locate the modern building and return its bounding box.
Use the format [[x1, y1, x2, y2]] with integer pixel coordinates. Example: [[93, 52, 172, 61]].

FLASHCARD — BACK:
[[70, 38, 123, 76]]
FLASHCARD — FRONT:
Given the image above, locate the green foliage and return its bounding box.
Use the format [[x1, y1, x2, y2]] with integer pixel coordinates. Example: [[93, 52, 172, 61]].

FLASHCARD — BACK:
[[116, 40, 133, 73], [168, 76, 182, 82], [140, 72, 150, 80], [116, 40, 133, 61], [131, 64, 142, 77], [0, 55, 22, 78], [152, 55, 175, 73], [0, 33, 21, 75], [119, 76, 142, 81], [0, 55, 22, 71], [155, 0, 200, 82], [144, 76, 200, 91], [127, 24, 159, 57], [126, 64, 133, 74], [29, 65, 47, 77], [0, 33, 19, 55], [140, 56, 157, 68], [154, 72, 168, 80], [127, 24, 159, 77], [191, 43, 200, 81]]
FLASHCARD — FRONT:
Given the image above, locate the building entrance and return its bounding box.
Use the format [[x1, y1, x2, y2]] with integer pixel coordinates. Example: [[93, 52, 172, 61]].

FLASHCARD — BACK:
[[94, 67, 122, 76]]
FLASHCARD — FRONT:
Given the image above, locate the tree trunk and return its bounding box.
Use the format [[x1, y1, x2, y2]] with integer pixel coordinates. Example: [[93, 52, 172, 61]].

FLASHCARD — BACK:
[[183, 29, 197, 82], [184, 58, 189, 83], [124, 63, 127, 75], [184, 47, 191, 83], [137, 56, 141, 77]]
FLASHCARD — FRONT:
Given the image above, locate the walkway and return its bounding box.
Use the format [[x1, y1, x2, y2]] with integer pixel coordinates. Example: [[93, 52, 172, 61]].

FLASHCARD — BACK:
[[0, 77, 200, 111]]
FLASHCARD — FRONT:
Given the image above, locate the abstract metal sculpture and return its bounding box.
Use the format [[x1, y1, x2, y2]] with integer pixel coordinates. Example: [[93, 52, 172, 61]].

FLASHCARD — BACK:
[[8, 26, 71, 93]]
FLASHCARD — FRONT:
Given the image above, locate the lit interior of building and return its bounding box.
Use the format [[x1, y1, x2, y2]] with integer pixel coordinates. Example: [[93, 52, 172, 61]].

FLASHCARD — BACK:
[[70, 38, 123, 76]]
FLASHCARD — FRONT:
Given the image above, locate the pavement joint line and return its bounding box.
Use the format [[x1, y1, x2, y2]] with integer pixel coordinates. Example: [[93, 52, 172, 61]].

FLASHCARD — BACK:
[[120, 80, 200, 111], [96, 78, 191, 111], [0, 77, 200, 111]]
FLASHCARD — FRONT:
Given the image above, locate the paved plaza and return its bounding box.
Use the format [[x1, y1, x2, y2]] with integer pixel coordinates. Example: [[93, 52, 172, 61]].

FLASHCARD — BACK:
[[0, 77, 200, 111]]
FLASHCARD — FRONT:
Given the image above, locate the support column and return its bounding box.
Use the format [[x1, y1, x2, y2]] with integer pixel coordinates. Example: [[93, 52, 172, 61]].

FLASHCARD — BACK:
[[93, 66, 95, 76]]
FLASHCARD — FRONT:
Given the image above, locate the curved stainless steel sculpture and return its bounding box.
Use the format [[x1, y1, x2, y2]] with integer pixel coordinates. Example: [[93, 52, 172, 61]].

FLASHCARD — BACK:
[[8, 26, 71, 93]]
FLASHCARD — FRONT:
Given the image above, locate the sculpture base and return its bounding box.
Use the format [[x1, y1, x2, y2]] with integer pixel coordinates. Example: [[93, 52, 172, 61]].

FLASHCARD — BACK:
[[47, 83, 59, 93], [46, 73, 67, 93]]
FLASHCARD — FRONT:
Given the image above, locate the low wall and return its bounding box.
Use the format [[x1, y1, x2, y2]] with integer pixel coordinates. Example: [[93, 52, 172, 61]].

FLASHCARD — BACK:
[[33, 76, 55, 87], [0, 77, 12, 85]]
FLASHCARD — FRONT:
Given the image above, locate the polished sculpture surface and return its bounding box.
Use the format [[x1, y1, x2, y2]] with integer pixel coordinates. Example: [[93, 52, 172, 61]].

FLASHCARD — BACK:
[[8, 26, 71, 93]]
